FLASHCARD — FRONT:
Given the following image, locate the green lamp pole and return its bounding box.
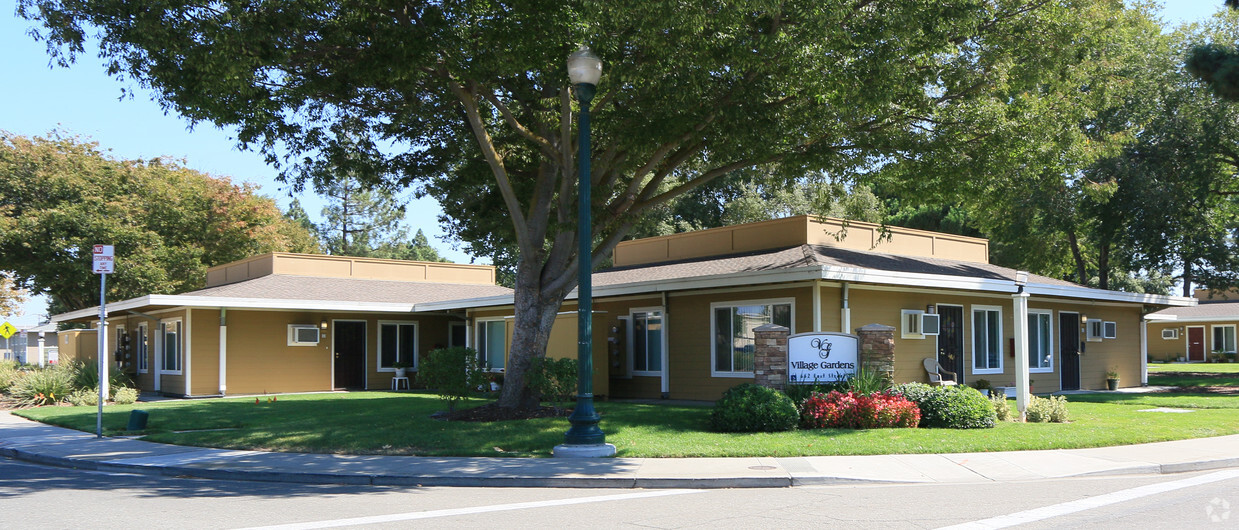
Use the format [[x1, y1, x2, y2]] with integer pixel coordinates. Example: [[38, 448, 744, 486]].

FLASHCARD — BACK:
[[559, 47, 613, 455]]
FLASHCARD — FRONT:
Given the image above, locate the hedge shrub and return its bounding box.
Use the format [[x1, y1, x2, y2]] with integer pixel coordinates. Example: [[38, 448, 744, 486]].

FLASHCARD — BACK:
[[891, 383, 996, 429], [991, 395, 1013, 422], [527, 357, 577, 408], [418, 347, 488, 413], [709, 384, 798, 432], [799, 390, 920, 429], [1026, 395, 1071, 423], [9, 367, 73, 407]]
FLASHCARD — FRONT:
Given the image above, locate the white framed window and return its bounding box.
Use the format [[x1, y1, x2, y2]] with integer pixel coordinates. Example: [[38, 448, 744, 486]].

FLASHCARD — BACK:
[[901, 310, 924, 339], [1213, 325, 1237, 354], [475, 318, 506, 371], [1103, 321, 1117, 339], [136, 323, 149, 373], [378, 321, 418, 371], [1086, 319, 1104, 342], [629, 308, 664, 376], [448, 321, 467, 348], [711, 298, 794, 377], [971, 305, 1003, 374], [158, 319, 182, 375], [287, 324, 321, 346], [1028, 309, 1053, 373], [1162, 328, 1180, 340]]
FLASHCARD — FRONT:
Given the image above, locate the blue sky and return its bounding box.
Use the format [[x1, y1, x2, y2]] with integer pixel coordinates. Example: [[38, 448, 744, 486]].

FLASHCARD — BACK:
[[0, 1, 1228, 326]]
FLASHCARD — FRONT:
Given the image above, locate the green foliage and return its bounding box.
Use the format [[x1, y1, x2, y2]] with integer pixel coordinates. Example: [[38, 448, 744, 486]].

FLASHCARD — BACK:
[[69, 361, 133, 394], [0, 360, 21, 394], [0, 132, 321, 311], [708, 384, 798, 433], [9, 367, 72, 407], [66, 387, 98, 407], [1025, 395, 1071, 423], [891, 383, 996, 429], [316, 176, 446, 262], [526, 357, 577, 408], [846, 366, 889, 396], [417, 347, 488, 413], [113, 386, 139, 405], [991, 396, 1013, 422]]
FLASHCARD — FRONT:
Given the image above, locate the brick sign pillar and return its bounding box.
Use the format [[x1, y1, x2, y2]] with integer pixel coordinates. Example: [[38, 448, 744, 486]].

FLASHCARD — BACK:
[[753, 324, 790, 390], [855, 323, 896, 386]]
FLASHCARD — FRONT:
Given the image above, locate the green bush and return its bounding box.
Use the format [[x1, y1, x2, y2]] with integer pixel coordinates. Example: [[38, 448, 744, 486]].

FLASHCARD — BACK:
[[113, 386, 139, 405], [67, 387, 99, 406], [891, 383, 996, 429], [526, 357, 577, 408], [9, 367, 73, 407], [0, 360, 21, 394], [709, 383, 798, 432], [1026, 395, 1071, 423], [990, 395, 1012, 422], [417, 347, 488, 413], [846, 366, 889, 396], [69, 361, 133, 393]]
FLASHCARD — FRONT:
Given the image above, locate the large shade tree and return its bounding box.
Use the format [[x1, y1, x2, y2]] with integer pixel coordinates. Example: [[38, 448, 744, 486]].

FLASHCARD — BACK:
[[19, 0, 1136, 410], [0, 132, 319, 312]]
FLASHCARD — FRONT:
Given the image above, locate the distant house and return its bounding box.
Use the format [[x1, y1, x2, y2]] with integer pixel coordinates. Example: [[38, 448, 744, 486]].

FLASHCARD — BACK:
[[1146, 289, 1239, 363], [54, 216, 1194, 399]]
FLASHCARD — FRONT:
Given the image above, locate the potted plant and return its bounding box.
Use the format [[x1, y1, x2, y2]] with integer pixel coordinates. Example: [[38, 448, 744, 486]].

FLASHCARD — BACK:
[[1105, 368, 1119, 391], [392, 360, 412, 378]]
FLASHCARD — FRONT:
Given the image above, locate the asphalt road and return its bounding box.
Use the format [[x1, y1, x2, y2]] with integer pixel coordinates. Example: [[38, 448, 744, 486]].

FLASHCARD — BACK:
[[2, 457, 1236, 529]]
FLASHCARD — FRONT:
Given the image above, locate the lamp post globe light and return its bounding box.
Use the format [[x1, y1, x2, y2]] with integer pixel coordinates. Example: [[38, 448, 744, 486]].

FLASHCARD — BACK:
[[554, 46, 616, 458]]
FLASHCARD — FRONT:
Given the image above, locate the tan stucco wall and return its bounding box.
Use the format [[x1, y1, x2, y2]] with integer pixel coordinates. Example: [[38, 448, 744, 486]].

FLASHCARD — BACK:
[[205, 253, 497, 287], [57, 329, 97, 365], [613, 216, 990, 267]]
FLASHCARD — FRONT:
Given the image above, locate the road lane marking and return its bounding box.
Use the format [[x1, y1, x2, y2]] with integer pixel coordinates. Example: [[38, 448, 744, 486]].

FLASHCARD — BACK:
[[939, 469, 1239, 529], [234, 488, 707, 529]]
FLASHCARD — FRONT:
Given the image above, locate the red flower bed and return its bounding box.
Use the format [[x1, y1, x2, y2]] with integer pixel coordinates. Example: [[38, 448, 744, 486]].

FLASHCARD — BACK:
[[799, 390, 920, 429]]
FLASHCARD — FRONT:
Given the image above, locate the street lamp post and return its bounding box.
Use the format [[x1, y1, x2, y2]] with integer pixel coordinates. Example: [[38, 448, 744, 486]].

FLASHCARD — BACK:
[[555, 46, 616, 457]]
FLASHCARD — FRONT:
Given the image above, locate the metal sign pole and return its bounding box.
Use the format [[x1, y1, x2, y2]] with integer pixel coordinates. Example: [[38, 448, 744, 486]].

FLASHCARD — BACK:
[[97, 271, 106, 438]]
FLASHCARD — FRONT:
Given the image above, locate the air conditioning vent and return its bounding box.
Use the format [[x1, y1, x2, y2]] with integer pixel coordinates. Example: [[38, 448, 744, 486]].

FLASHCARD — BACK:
[[921, 313, 940, 336], [288, 325, 321, 346]]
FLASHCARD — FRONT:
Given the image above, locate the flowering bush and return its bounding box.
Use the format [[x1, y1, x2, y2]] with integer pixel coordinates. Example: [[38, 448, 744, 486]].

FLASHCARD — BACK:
[[799, 390, 920, 429]]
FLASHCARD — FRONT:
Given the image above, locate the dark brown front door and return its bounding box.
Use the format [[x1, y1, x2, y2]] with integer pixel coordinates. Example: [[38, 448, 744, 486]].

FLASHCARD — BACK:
[[1060, 313, 1080, 391], [937, 305, 965, 384], [1188, 327, 1206, 362], [334, 321, 366, 389]]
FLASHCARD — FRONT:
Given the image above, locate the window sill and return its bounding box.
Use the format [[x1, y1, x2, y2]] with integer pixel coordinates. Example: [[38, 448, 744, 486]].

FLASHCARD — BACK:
[[972, 368, 1003, 375], [632, 371, 662, 377], [711, 371, 756, 378], [1029, 368, 1054, 374], [158, 370, 182, 376]]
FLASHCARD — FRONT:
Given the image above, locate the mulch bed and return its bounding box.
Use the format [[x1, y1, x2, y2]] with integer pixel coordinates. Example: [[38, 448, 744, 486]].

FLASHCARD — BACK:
[[439, 403, 571, 422]]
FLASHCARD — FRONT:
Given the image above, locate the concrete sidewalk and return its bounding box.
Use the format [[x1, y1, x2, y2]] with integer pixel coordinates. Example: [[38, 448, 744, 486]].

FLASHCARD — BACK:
[[2, 411, 1236, 489]]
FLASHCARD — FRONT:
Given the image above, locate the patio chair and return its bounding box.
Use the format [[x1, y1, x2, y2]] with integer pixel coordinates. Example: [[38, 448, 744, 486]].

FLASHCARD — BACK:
[[923, 358, 957, 386]]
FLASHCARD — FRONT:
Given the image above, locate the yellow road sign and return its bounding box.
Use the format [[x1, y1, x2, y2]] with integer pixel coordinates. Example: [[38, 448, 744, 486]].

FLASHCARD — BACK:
[[0, 322, 15, 339]]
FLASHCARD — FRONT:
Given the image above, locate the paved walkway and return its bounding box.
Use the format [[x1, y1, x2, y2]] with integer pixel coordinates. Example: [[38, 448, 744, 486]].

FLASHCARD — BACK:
[[1, 411, 1236, 489]]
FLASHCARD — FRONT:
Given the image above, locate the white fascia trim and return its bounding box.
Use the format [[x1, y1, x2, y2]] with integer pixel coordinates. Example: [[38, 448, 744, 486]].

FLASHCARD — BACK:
[[52, 295, 421, 322], [1147, 315, 1239, 323], [1024, 283, 1195, 306], [414, 294, 518, 312], [1143, 314, 1179, 321]]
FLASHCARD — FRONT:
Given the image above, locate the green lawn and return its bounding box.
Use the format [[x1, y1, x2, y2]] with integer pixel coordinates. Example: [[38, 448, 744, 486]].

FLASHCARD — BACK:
[[14, 391, 1239, 458], [1147, 362, 1239, 388], [1147, 362, 1239, 373]]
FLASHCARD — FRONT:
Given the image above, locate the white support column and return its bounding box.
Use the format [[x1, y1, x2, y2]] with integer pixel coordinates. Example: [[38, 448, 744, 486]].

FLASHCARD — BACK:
[[184, 311, 192, 397], [37, 333, 45, 368], [219, 309, 227, 396], [841, 282, 851, 333], [1140, 319, 1148, 386], [1012, 290, 1031, 421], [812, 281, 822, 333]]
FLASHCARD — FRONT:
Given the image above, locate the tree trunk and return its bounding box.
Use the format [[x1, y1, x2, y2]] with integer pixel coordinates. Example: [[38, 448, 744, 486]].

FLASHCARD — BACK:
[[1065, 227, 1089, 285], [495, 255, 573, 410], [1182, 260, 1193, 298], [1097, 242, 1110, 290]]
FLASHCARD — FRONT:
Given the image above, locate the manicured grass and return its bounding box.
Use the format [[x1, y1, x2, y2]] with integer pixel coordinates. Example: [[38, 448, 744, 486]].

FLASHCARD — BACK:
[[14, 390, 1239, 457], [1147, 362, 1239, 388], [1147, 363, 1239, 373]]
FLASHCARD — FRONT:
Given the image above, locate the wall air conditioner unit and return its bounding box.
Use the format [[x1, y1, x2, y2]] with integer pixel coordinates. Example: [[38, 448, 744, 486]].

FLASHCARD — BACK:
[[288, 324, 321, 346], [921, 313, 941, 336]]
